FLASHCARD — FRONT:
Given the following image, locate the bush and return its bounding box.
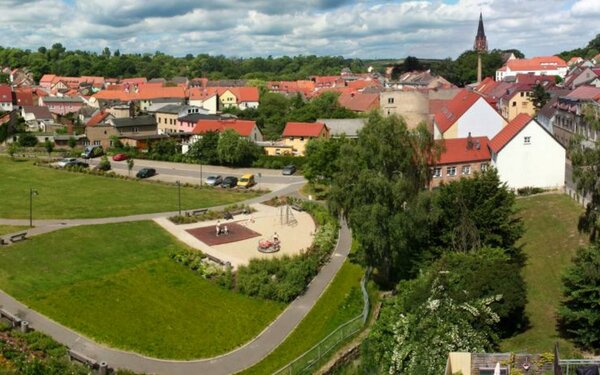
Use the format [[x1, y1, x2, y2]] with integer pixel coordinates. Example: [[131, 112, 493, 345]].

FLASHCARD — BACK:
[[252, 154, 305, 170], [516, 186, 545, 196]]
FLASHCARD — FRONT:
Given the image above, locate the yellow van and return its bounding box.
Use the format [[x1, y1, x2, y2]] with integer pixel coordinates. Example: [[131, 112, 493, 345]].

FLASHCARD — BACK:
[[238, 174, 256, 188]]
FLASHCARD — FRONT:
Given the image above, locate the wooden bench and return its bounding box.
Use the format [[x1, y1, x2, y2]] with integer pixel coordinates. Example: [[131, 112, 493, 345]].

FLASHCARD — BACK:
[[191, 208, 208, 216], [10, 232, 27, 243], [68, 349, 98, 368], [0, 308, 22, 327]]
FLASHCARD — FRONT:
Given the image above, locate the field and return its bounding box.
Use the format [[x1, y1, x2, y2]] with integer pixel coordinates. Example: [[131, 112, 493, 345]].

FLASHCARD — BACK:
[[0, 158, 258, 219], [240, 261, 365, 374], [0, 221, 284, 359], [500, 194, 586, 357], [0, 225, 29, 236]]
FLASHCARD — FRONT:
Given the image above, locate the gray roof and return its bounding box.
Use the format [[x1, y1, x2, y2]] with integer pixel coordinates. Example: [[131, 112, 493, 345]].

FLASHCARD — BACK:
[[111, 115, 157, 128], [22, 105, 52, 119], [317, 118, 367, 138], [43, 96, 84, 103], [179, 113, 222, 122], [54, 134, 87, 141], [152, 104, 186, 114]]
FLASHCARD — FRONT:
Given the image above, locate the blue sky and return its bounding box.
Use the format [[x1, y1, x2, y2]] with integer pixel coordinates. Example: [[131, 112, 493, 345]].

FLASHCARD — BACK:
[[0, 0, 597, 59]]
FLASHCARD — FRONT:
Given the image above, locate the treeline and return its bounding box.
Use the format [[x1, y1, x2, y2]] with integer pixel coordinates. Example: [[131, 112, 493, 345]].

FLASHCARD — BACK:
[[0, 43, 367, 82], [557, 33, 600, 62]]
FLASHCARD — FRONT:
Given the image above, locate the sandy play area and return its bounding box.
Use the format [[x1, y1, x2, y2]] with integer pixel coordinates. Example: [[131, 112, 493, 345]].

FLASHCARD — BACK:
[[154, 203, 316, 268]]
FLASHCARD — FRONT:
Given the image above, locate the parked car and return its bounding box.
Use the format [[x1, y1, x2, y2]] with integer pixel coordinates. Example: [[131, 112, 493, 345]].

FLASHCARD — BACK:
[[282, 165, 297, 176], [112, 153, 128, 161], [56, 158, 77, 167], [238, 174, 256, 189], [94, 162, 111, 171], [81, 145, 103, 159], [136, 168, 156, 179], [205, 175, 223, 186], [221, 176, 238, 188], [65, 160, 89, 168]]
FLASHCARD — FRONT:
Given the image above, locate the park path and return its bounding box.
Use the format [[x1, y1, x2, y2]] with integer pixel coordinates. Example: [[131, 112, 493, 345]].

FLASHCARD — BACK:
[[0, 180, 353, 374]]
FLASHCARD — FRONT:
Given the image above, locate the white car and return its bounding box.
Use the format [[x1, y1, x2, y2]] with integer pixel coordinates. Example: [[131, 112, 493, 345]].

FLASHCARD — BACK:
[[57, 158, 77, 167], [205, 175, 223, 186]]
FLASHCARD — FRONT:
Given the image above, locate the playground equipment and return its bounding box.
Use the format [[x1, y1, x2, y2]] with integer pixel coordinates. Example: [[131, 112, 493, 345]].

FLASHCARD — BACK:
[[257, 238, 281, 253], [279, 204, 297, 226]]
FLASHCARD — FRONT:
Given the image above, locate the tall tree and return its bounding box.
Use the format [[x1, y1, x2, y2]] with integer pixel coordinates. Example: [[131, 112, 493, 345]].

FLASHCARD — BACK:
[[328, 113, 438, 283], [531, 83, 551, 111], [303, 136, 348, 185]]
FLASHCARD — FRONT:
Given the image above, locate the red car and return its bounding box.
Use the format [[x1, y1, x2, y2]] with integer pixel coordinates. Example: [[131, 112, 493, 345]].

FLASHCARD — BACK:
[[112, 153, 128, 161]]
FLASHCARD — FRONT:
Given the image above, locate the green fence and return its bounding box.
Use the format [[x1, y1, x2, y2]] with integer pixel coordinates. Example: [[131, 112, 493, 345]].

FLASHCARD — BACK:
[[273, 268, 371, 375]]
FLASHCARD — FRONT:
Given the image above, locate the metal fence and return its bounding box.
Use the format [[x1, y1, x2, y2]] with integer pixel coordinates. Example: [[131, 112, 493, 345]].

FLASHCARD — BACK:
[[273, 268, 371, 375], [559, 359, 600, 375]]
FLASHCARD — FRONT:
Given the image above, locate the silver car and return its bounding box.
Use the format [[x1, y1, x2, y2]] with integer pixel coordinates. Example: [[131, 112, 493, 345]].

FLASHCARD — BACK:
[[56, 158, 77, 167], [205, 175, 223, 186]]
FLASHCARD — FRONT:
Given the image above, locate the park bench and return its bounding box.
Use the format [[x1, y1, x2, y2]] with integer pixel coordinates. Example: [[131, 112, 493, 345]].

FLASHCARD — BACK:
[[68, 349, 98, 368], [191, 208, 208, 216], [0, 238, 9, 246], [0, 308, 22, 328], [10, 232, 27, 243], [291, 204, 304, 212]]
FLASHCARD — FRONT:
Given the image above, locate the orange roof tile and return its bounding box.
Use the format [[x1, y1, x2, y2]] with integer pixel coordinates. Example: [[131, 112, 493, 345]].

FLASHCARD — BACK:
[[192, 119, 257, 137], [86, 110, 110, 127], [489, 113, 532, 153], [434, 89, 483, 133], [503, 56, 567, 72], [437, 136, 491, 165], [282, 122, 326, 137], [338, 92, 379, 112]]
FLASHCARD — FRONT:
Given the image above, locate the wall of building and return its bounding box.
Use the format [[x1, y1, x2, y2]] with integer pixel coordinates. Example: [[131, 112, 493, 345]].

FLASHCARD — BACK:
[[380, 91, 429, 129], [430, 160, 489, 189], [156, 112, 179, 134], [450, 98, 506, 139], [85, 125, 118, 149]]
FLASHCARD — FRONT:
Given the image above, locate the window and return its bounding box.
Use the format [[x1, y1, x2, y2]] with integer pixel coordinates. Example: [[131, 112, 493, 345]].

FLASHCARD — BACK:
[[300, 137, 305, 141], [520, 92, 524, 97], [132, 127, 139, 133], [512, 101, 517, 107], [93, 140, 101, 146], [432, 167, 441, 178], [447, 166, 457, 176], [388, 97, 394, 104], [462, 165, 471, 175], [481, 162, 489, 171], [524, 136, 531, 145]]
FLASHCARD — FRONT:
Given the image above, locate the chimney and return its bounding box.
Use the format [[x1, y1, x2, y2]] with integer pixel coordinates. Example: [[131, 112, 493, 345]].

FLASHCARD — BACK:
[[466, 132, 473, 150]]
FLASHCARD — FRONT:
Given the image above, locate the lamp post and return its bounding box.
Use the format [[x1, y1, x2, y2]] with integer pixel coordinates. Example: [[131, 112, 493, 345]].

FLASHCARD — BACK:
[[29, 188, 38, 227], [176, 181, 181, 216], [200, 162, 203, 187]]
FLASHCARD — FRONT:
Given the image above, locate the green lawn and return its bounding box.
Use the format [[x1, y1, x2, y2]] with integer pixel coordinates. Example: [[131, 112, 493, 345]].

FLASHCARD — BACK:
[[240, 261, 365, 375], [0, 158, 258, 219], [501, 194, 586, 357], [0, 225, 29, 236], [0, 221, 284, 359]]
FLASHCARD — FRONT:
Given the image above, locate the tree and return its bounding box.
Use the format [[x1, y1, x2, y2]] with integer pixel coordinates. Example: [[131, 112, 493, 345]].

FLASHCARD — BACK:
[[126, 158, 134, 177], [7, 142, 19, 160], [558, 244, 600, 351], [149, 138, 178, 156], [97, 155, 111, 171], [303, 136, 347, 185], [362, 277, 500, 374], [67, 137, 77, 150], [43, 140, 54, 160], [531, 83, 551, 111], [217, 129, 261, 166], [328, 113, 439, 283], [187, 131, 220, 165], [110, 135, 124, 150], [18, 133, 38, 147]]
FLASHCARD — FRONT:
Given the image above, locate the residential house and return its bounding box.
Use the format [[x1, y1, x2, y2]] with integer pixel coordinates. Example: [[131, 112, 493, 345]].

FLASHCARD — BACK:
[[381, 88, 460, 130], [498, 85, 536, 121], [190, 119, 263, 143], [489, 114, 565, 189], [152, 105, 209, 134], [86, 110, 114, 127], [278, 122, 330, 156], [392, 70, 454, 90], [430, 135, 491, 189], [218, 87, 260, 110], [563, 66, 600, 89], [433, 89, 507, 140], [39, 74, 56, 89], [41, 96, 84, 115], [21, 106, 54, 131], [137, 86, 186, 111], [188, 88, 219, 114], [496, 56, 568, 81], [14, 88, 34, 107], [317, 118, 366, 139], [0, 85, 13, 112], [9, 68, 35, 87], [178, 113, 221, 133], [85, 115, 157, 149], [445, 352, 553, 375], [338, 92, 379, 112], [552, 86, 600, 146], [53, 134, 88, 148]]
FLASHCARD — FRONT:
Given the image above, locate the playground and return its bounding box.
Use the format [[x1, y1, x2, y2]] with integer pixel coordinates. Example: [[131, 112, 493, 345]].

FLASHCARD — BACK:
[[155, 203, 316, 268]]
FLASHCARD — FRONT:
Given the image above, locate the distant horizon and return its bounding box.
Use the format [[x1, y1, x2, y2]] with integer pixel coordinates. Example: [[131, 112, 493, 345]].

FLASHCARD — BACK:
[[1, 0, 597, 59]]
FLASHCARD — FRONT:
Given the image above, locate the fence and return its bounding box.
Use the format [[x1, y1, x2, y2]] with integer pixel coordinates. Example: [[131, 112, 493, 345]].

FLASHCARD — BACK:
[[559, 359, 600, 375], [273, 268, 371, 375]]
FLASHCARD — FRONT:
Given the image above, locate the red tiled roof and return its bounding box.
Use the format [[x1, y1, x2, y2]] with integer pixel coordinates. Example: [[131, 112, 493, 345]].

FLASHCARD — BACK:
[[87, 110, 110, 127], [192, 119, 256, 137], [503, 56, 567, 72], [136, 86, 186, 100], [15, 88, 34, 106], [282, 122, 326, 137], [489, 113, 532, 153], [565, 86, 600, 100], [434, 89, 483, 133], [515, 74, 556, 85], [0, 85, 11, 103], [121, 77, 147, 84], [39, 74, 56, 83], [437, 136, 491, 165], [338, 92, 379, 112], [188, 87, 219, 100], [229, 87, 259, 102]]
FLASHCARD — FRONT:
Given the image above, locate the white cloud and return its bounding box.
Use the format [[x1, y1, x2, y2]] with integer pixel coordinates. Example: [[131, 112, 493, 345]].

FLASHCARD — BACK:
[[0, 0, 596, 59]]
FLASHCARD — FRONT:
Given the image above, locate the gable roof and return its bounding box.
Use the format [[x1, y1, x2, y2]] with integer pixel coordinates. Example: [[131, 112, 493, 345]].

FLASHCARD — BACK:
[[192, 119, 257, 137], [489, 113, 532, 153], [338, 92, 379, 112], [502, 56, 567, 72], [0, 85, 12, 103], [15, 88, 34, 106], [317, 118, 366, 138], [229, 87, 259, 102], [434, 89, 484, 133], [282, 122, 327, 137], [565, 86, 600, 100], [86, 110, 111, 127], [22, 105, 52, 120], [436, 136, 491, 165]]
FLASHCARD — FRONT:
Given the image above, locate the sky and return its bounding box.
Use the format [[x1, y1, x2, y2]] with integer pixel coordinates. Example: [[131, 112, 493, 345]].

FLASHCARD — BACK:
[[0, 0, 598, 59]]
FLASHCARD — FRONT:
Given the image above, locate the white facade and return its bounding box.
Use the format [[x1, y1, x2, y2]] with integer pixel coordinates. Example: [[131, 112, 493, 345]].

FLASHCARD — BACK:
[[0, 101, 13, 112], [492, 119, 565, 189], [496, 66, 568, 81], [189, 95, 219, 114], [239, 100, 259, 110], [435, 98, 507, 140]]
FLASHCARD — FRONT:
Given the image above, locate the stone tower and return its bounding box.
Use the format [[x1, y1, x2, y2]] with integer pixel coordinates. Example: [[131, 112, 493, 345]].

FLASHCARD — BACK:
[[473, 12, 488, 83]]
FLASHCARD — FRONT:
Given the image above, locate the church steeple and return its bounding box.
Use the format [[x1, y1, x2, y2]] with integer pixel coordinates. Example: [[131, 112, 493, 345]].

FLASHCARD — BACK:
[[473, 12, 488, 52]]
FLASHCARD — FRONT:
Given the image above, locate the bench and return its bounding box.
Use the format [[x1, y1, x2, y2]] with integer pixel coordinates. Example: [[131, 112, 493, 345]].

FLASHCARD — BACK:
[[291, 204, 304, 212], [0, 238, 9, 246], [10, 232, 27, 243], [0, 308, 22, 327], [191, 209, 208, 216], [68, 349, 98, 368]]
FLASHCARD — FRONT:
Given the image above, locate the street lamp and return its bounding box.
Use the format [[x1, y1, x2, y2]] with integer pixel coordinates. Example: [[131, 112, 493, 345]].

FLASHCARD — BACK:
[[176, 181, 181, 216], [200, 162, 203, 187], [29, 188, 38, 227]]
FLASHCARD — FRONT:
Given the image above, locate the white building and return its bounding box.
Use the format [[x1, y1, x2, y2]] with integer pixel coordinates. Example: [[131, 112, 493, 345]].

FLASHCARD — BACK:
[[489, 114, 565, 189], [496, 56, 568, 81]]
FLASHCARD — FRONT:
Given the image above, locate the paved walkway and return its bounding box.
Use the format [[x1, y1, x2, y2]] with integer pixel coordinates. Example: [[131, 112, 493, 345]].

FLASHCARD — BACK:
[[0, 180, 352, 374]]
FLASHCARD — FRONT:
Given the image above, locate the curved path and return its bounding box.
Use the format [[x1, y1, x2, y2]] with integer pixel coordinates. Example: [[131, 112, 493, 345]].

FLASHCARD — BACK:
[[0, 181, 352, 375]]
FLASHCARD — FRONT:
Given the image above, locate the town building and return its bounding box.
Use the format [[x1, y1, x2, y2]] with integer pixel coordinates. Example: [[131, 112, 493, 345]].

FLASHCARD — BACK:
[[496, 56, 568, 81], [40, 96, 84, 115], [430, 135, 491, 189], [552, 86, 600, 147], [275, 122, 330, 156]]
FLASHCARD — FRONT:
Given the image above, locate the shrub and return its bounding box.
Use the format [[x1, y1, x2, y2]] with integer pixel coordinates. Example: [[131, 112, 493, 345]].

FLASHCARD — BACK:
[[516, 186, 545, 196], [252, 154, 305, 170]]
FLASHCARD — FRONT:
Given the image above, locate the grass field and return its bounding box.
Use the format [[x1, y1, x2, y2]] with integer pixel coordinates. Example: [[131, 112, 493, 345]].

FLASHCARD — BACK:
[[500, 194, 586, 357], [0, 225, 29, 236], [0, 221, 284, 359], [240, 261, 365, 375], [0, 158, 258, 219]]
